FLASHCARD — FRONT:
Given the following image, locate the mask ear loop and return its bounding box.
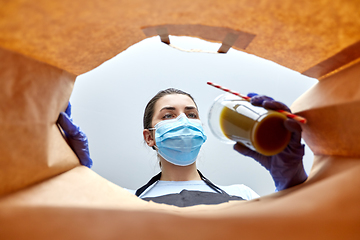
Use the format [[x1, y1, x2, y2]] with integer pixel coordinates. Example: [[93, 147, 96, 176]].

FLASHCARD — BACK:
[[147, 128, 162, 167], [147, 128, 157, 150]]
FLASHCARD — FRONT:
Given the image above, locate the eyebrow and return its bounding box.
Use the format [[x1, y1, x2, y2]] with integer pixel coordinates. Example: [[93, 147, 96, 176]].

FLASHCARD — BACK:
[[185, 106, 198, 111], [159, 106, 198, 112]]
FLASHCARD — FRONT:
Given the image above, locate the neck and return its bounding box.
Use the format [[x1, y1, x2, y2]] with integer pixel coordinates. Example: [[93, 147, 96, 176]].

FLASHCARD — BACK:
[[160, 158, 201, 181]]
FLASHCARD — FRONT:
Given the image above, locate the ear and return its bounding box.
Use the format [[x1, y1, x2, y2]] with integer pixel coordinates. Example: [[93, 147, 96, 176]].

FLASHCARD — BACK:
[[143, 129, 155, 147]]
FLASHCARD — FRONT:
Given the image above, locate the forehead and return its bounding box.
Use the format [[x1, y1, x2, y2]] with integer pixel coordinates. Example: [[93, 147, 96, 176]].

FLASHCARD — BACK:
[[154, 94, 196, 111]]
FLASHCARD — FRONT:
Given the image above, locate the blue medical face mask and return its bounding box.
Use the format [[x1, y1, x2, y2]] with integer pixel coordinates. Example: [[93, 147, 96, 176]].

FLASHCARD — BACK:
[[150, 113, 207, 166]]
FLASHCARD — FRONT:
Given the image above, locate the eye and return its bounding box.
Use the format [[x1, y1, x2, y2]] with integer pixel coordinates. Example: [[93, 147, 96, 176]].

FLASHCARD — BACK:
[[187, 112, 198, 119], [162, 113, 175, 119]]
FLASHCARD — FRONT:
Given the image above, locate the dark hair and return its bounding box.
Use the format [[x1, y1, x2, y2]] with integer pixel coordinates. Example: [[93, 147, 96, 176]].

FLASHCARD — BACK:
[[143, 88, 197, 130]]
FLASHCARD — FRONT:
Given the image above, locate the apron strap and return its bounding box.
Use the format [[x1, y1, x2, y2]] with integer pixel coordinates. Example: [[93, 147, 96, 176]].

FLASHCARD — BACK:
[[197, 170, 228, 195], [135, 170, 229, 197], [135, 172, 162, 197]]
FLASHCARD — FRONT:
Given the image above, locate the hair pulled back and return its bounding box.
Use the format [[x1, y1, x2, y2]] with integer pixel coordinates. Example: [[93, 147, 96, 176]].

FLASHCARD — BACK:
[[143, 88, 197, 130]]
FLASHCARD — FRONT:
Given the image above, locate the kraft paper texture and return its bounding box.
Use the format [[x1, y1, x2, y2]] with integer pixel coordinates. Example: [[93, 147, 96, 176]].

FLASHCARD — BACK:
[[0, 0, 359, 77], [1, 0, 360, 239]]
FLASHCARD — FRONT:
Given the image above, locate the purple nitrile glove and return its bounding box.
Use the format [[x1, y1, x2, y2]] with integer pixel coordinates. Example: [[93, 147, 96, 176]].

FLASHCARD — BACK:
[[57, 102, 93, 168], [234, 93, 307, 191]]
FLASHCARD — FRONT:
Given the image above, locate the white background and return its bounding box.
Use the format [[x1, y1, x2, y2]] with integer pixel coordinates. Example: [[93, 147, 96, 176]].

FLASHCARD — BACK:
[[70, 36, 317, 196]]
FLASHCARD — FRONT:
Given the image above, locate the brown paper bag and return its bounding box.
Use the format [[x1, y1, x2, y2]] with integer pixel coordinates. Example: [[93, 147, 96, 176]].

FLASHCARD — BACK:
[[1, 0, 360, 239]]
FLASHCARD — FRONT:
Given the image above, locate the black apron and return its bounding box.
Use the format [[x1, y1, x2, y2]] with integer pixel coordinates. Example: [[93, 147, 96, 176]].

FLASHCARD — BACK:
[[135, 170, 244, 207]]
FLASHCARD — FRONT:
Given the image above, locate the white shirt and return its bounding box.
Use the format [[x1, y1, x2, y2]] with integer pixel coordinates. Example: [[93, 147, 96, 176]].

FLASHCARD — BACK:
[[126, 180, 259, 201]]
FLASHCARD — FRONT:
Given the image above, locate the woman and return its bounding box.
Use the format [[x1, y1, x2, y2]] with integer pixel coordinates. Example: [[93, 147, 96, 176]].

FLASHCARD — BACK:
[[58, 88, 307, 207]]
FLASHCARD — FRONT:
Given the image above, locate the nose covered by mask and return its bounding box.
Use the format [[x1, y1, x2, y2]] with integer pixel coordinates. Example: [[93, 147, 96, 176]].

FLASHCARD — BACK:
[[151, 113, 207, 166]]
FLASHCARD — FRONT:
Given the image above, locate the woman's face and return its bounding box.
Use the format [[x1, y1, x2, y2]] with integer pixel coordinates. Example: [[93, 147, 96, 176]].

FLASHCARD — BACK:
[[151, 94, 200, 128]]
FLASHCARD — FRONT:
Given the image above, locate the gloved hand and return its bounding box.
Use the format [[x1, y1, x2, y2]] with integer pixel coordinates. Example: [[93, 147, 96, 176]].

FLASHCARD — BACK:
[[234, 93, 307, 191], [57, 102, 93, 168]]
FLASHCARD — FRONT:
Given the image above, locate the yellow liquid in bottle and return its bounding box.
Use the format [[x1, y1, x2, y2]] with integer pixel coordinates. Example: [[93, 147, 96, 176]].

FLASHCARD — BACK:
[[219, 106, 290, 156]]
